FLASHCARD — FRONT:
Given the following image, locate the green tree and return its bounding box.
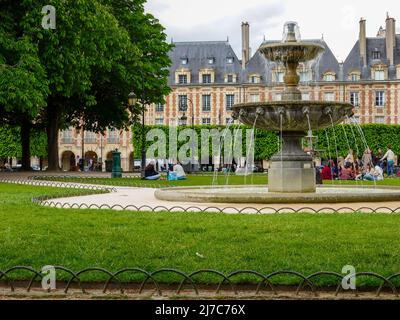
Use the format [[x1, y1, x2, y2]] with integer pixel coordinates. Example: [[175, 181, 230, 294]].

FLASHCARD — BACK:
[[0, 2, 49, 170], [1, 0, 171, 171]]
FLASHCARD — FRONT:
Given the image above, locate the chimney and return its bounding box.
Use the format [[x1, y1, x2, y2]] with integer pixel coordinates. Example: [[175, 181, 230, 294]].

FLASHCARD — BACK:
[[241, 22, 250, 69], [386, 13, 396, 66], [359, 18, 367, 67]]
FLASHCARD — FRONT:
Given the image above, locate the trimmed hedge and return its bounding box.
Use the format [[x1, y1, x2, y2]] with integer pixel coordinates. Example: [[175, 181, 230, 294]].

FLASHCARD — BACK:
[[133, 124, 399, 161]]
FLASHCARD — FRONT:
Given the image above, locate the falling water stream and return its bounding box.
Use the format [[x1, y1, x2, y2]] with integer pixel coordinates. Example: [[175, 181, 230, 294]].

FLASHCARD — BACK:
[[340, 123, 362, 187], [244, 115, 259, 185], [212, 118, 234, 186], [347, 116, 377, 188], [225, 119, 242, 186], [328, 114, 342, 185], [324, 130, 335, 185]]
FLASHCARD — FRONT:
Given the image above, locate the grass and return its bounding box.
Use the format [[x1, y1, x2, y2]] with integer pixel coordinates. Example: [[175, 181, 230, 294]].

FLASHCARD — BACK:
[[33, 174, 269, 187], [2, 182, 400, 286], [32, 173, 400, 188]]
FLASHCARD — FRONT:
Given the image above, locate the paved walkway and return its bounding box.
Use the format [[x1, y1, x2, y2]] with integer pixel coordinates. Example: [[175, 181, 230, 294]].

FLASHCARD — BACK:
[[2, 172, 400, 213], [44, 186, 400, 214]]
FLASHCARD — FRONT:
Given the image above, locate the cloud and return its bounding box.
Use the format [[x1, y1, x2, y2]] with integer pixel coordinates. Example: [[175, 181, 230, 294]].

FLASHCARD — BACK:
[[155, 1, 286, 57]]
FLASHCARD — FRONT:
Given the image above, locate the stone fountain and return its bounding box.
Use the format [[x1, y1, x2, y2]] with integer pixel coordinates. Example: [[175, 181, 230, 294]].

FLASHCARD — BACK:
[[232, 22, 353, 193], [154, 22, 400, 204]]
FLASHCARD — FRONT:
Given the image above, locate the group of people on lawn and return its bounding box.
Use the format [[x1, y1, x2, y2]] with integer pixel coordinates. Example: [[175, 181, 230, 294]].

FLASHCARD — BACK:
[[144, 161, 187, 181], [319, 145, 396, 182]]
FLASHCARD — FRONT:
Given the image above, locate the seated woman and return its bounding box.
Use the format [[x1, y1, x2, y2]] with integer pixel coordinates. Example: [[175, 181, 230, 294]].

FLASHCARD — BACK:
[[173, 162, 187, 180], [321, 161, 333, 180], [339, 163, 354, 180], [144, 161, 161, 180]]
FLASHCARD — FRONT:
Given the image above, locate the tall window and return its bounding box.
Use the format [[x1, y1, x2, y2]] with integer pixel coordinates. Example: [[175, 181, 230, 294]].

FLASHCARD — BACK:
[[250, 94, 260, 102], [301, 92, 310, 101], [107, 130, 119, 144], [85, 131, 97, 144], [178, 95, 188, 111], [178, 74, 188, 84], [61, 129, 73, 144], [226, 94, 235, 110], [202, 118, 211, 125], [274, 93, 282, 101], [202, 74, 212, 84], [202, 94, 211, 112], [155, 118, 164, 125], [324, 92, 335, 101], [350, 92, 359, 107], [374, 70, 385, 81], [375, 91, 385, 106], [276, 72, 284, 83], [375, 116, 385, 124], [299, 71, 310, 82], [155, 103, 164, 112]]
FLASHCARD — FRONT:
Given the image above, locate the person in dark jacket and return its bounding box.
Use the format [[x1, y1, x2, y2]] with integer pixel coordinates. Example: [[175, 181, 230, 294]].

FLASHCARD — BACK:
[[144, 161, 160, 180]]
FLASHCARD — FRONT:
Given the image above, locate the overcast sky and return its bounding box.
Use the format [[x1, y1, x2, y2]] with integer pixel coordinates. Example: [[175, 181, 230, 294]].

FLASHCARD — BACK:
[[144, 0, 400, 62]]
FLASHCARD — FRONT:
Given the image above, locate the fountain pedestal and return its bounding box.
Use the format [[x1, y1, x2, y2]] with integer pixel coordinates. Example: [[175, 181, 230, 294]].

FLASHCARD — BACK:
[[268, 132, 316, 193]]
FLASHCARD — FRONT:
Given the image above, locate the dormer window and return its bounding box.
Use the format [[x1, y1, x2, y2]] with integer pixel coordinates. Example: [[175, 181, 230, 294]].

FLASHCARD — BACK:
[[178, 74, 188, 84], [202, 74, 212, 84], [207, 57, 215, 65], [299, 71, 310, 82], [374, 70, 385, 80], [323, 72, 336, 82], [226, 57, 234, 64], [225, 73, 237, 83], [175, 69, 191, 84], [249, 74, 261, 84], [372, 49, 381, 60], [181, 57, 188, 65], [276, 72, 284, 83]]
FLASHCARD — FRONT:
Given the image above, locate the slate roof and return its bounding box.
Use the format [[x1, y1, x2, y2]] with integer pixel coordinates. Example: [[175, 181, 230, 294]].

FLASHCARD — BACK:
[[168, 35, 399, 84], [343, 35, 400, 80], [168, 41, 242, 85]]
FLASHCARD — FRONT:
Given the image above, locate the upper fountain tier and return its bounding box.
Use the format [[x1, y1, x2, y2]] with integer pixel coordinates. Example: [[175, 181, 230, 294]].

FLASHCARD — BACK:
[[232, 22, 354, 131], [259, 22, 325, 66]]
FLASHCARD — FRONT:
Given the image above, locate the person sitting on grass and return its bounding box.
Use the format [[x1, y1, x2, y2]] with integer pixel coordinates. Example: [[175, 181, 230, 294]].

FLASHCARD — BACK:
[[144, 161, 161, 180], [364, 165, 384, 182], [173, 162, 187, 180], [321, 160, 333, 180], [339, 163, 354, 180]]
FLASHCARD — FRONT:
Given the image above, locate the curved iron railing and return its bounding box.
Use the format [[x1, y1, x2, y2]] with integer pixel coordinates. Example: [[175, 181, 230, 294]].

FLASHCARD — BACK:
[[0, 266, 399, 297]]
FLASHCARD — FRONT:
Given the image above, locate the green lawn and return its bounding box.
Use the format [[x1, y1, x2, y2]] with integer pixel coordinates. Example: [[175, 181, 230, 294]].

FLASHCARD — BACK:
[[33, 174, 269, 187], [2, 183, 400, 286], [33, 174, 400, 188]]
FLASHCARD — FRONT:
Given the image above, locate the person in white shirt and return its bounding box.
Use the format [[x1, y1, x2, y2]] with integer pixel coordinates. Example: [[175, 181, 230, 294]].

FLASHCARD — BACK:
[[173, 162, 187, 180], [381, 145, 395, 177]]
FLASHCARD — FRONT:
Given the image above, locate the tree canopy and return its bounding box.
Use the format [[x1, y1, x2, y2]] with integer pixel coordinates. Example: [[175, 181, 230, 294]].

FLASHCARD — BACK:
[[0, 0, 172, 170]]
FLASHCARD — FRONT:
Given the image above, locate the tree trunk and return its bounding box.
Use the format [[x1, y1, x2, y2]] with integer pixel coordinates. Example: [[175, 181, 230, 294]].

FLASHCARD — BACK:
[[46, 105, 61, 171], [21, 119, 31, 171]]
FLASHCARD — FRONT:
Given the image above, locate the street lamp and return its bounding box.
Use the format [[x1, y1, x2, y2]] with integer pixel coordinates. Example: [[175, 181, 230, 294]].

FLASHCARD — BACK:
[[180, 98, 195, 172], [128, 89, 146, 178]]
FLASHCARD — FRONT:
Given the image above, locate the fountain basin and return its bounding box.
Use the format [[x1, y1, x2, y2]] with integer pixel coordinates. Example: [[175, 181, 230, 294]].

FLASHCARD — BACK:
[[232, 101, 354, 132], [260, 42, 325, 63], [155, 185, 400, 204]]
